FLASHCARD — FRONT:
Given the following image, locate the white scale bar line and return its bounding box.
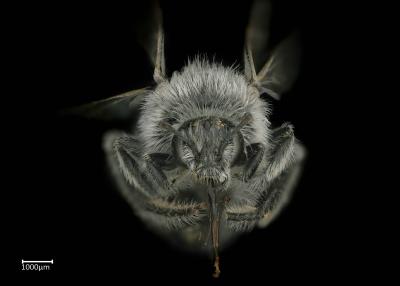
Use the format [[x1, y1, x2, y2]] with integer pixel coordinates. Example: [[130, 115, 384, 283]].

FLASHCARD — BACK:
[[22, 260, 53, 264]]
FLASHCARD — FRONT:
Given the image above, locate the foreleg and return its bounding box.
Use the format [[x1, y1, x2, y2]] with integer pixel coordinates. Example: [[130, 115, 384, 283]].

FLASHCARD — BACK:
[[103, 131, 206, 229], [226, 123, 306, 231]]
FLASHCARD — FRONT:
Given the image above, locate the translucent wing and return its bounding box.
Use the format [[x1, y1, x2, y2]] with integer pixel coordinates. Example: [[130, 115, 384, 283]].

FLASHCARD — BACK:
[[245, 0, 300, 100], [134, 0, 166, 83], [257, 33, 301, 100], [245, 0, 272, 73], [66, 87, 149, 120]]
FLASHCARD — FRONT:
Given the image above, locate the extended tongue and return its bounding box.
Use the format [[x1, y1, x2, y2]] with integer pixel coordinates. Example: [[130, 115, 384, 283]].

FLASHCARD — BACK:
[[208, 188, 222, 278]]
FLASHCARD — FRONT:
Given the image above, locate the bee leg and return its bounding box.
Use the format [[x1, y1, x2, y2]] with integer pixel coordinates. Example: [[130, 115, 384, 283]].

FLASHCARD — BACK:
[[265, 123, 297, 181], [243, 143, 265, 182], [226, 147, 304, 231], [104, 131, 206, 228], [226, 161, 302, 231], [139, 199, 207, 229], [104, 131, 175, 196], [145, 153, 178, 191], [147, 153, 177, 170], [226, 123, 306, 231]]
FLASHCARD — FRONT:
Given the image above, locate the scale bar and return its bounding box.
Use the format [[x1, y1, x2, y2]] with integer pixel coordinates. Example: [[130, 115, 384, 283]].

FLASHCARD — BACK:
[[22, 260, 53, 264]]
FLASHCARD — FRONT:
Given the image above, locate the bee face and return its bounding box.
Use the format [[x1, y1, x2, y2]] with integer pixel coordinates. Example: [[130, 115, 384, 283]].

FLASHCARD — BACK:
[[175, 117, 241, 187]]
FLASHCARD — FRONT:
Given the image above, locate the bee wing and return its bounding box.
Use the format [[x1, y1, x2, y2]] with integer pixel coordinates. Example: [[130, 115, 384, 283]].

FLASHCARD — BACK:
[[245, 0, 272, 73], [245, 0, 300, 100], [256, 33, 301, 100], [65, 87, 149, 120], [134, 0, 166, 83], [65, 2, 164, 120]]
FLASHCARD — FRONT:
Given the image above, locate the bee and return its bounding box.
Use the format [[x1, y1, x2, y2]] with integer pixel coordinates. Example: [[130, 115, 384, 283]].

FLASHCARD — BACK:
[[72, 0, 306, 278]]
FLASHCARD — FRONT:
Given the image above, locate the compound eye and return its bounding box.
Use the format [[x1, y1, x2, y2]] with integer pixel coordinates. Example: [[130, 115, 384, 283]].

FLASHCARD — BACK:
[[222, 136, 240, 163], [181, 141, 193, 155], [178, 140, 196, 167]]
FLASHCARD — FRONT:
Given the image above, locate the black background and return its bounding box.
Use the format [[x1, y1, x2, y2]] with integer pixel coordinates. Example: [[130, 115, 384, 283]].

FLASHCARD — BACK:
[[7, 0, 375, 283]]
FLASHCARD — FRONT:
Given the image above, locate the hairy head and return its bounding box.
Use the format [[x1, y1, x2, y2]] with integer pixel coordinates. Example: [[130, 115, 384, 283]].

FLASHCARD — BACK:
[[139, 59, 271, 154]]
